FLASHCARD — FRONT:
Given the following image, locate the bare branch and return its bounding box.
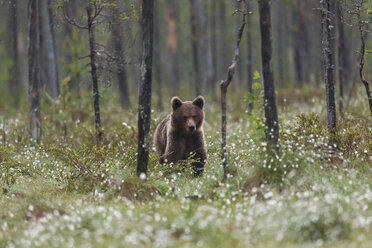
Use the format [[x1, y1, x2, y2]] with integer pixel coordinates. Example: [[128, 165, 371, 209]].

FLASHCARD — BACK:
[[220, 0, 247, 180], [62, 5, 88, 29], [221, 5, 247, 89], [357, 12, 372, 114]]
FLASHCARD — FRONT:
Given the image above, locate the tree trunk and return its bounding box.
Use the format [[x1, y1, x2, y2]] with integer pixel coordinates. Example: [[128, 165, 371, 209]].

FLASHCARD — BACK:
[[38, 1, 47, 94], [154, 2, 163, 110], [112, 6, 130, 108], [300, 0, 311, 84], [218, 0, 228, 80], [233, 0, 243, 85], [87, 6, 103, 144], [41, 0, 59, 100], [293, 9, 303, 84], [197, 0, 213, 96], [8, 0, 21, 108], [336, 0, 347, 114], [329, 0, 336, 73], [294, 0, 310, 85], [28, 0, 42, 144], [221, 1, 247, 180], [258, 0, 280, 152], [246, 0, 253, 115], [190, 0, 202, 96], [358, 18, 372, 114], [63, 0, 78, 94], [63, 0, 76, 36], [274, 0, 285, 83], [165, 0, 180, 96], [137, 0, 154, 178], [321, 0, 337, 135], [210, 0, 217, 100]]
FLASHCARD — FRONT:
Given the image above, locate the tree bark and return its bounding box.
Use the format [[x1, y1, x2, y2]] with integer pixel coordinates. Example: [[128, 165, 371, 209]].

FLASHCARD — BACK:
[[165, 0, 180, 96], [38, 1, 47, 94], [210, 0, 217, 100], [293, 0, 310, 85], [8, 0, 21, 108], [154, 1, 163, 110], [336, 1, 347, 114], [258, 0, 280, 152], [197, 0, 213, 96], [137, 0, 154, 178], [234, 1, 243, 85], [221, 1, 247, 180], [63, 0, 78, 94], [87, 5, 103, 144], [321, 0, 337, 135], [63, 0, 76, 36], [358, 17, 372, 114], [112, 6, 130, 108], [329, 0, 336, 73], [218, 0, 228, 80], [274, 0, 285, 83], [293, 10, 303, 84], [41, 0, 59, 100], [28, 0, 42, 144], [190, 0, 202, 96], [246, 0, 253, 115]]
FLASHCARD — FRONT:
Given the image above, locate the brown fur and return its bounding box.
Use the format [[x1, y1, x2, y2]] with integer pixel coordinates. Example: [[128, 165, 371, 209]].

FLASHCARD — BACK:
[[154, 96, 207, 175]]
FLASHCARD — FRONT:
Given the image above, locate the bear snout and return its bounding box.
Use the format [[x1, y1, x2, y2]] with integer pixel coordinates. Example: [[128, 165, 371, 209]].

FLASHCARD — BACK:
[[186, 119, 196, 132], [188, 125, 195, 132]]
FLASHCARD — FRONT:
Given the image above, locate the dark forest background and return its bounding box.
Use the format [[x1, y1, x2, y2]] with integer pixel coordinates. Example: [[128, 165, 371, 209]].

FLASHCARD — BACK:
[[0, 0, 371, 112]]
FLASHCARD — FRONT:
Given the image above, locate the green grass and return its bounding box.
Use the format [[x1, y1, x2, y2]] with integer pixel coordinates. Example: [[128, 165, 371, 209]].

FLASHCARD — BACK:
[[0, 85, 371, 247]]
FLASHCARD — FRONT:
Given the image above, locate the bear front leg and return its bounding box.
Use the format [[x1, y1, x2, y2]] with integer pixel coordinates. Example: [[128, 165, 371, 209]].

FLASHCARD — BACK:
[[163, 136, 186, 166], [192, 148, 207, 176], [187, 132, 207, 176]]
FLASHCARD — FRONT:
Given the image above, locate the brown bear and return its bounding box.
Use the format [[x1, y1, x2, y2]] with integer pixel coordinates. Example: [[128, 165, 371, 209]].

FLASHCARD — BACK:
[[154, 96, 207, 175]]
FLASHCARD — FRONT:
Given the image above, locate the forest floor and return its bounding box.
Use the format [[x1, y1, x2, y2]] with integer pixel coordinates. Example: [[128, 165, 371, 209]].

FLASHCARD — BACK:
[[0, 85, 371, 247]]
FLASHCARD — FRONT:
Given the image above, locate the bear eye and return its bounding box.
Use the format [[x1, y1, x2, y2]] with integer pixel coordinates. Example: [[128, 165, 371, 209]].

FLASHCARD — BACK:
[[183, 116, 187, 121], [192, 115, 197, 119]]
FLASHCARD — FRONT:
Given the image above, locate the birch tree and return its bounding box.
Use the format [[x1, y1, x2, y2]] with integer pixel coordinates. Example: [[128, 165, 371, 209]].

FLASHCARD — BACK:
[[321, 0, 337, 135]]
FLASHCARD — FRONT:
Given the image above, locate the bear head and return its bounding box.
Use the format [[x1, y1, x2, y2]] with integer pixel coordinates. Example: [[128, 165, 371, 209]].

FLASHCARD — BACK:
[[170, 96, 205, 134]]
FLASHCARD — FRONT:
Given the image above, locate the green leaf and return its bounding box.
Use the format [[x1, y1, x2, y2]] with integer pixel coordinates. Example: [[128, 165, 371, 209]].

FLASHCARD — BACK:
[[259, 91, 264, 98], [249, 115, 256, 123], [102, 3, 117, 8], [253, 71, 260, 80], [61, 76, 71, 87], [368, 10, 372, 15], [245, 92, 256, 105], [252, 82, 262, 89], [366, 50, 372, 54]]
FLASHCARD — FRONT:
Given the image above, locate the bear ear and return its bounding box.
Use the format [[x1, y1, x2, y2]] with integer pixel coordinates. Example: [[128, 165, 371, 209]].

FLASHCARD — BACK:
[[192, 96, 204, 109], [171, 97, 183, 111]]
